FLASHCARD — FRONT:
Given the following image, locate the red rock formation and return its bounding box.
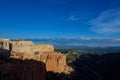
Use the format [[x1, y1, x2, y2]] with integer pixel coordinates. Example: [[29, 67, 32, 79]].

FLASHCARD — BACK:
[[0, 39, 73, 79], [10, 52, 73, 74]]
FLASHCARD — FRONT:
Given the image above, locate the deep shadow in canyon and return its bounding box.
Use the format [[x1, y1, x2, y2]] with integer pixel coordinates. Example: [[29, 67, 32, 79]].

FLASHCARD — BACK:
[[71, 52, 120, 80]]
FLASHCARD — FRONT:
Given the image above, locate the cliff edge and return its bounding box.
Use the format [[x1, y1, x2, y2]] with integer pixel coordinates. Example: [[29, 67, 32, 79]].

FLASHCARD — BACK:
[[0, 39, 73, 74]]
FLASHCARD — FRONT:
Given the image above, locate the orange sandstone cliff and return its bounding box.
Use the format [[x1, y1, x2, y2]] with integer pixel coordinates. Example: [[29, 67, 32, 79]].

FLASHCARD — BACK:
[[9, 40, 72, 74], [0, 39, 73, 80]]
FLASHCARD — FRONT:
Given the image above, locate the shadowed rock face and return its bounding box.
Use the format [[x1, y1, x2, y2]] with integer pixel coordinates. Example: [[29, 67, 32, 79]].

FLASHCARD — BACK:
[[0, 59, 46, 80], [0, 58, 72, 80]]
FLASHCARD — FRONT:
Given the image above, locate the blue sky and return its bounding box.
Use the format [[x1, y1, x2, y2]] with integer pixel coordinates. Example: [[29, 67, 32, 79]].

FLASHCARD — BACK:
[[0, 0, 120, 39]]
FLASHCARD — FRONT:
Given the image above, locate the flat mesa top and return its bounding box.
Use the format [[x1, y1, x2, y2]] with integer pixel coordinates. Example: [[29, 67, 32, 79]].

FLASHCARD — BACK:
[[0, 38, 9, 41]]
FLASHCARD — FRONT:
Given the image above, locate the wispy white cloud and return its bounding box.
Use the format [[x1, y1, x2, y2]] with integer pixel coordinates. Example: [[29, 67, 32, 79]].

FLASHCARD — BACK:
[[111, 38, 120, 42], [69, 15, 79, 21], [79, 37, 92, 40], [91, 7, 120, 34]]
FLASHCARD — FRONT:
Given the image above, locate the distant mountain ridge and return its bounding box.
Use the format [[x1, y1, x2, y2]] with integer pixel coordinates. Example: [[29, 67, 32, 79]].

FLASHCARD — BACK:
[[25, 38, 120, 47]]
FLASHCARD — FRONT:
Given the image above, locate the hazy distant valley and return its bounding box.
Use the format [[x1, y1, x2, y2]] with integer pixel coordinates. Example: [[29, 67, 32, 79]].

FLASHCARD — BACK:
[[27, 38, 120, 47], [26, 38, 120, 53]]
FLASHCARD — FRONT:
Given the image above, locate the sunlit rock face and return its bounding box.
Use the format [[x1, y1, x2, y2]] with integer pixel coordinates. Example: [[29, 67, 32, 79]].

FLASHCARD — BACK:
[[0, 39, 10, 50], [0, 39, 73, 74], [10, 41, 54, 54]]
